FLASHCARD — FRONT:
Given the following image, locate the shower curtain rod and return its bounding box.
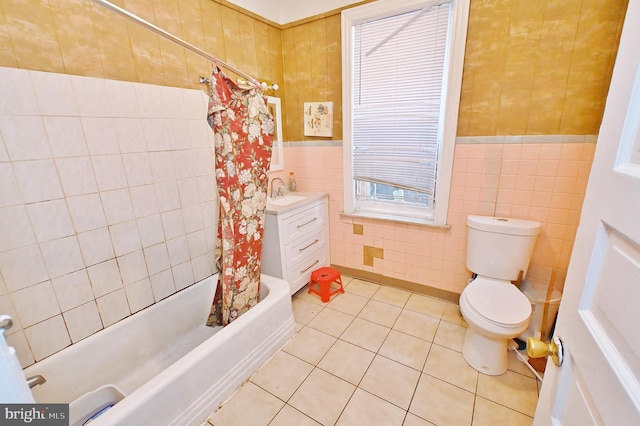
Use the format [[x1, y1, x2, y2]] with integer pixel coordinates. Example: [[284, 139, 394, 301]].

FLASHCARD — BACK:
[[91, 0, 262, 87]]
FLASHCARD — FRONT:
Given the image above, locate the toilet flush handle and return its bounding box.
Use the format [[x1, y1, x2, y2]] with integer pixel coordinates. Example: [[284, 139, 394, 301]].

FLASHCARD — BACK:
[[527, 336, 564, 367]]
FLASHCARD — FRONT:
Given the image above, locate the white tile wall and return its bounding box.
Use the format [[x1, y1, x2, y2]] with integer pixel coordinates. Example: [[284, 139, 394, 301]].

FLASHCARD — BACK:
[[0, 68, 39, 116], [32, 71, 78, 117], [13, 160, 64, 203], [78, 228, 115, 266], [115, 118, 147, 153], [63, 301, 103, 343], [96, 289, 130, 327], [83, 117, 120, 155], [0, 245, 50, 292], [40, 236, 84, 278], [109, 220, 142, 256], [92, 155, 128, 191], [0, 205, 36, 251], [67, 194, 107, 233], [101, 188, 135, 225], [27, 200, 75, 242], [137, 215, 165, 248], [0, 163, 24, 206], [12, 281, 60, 327], [0, 67, 217, 366], [51, 270, 94, 312], [24, 315, 71, 361], [124, 278, 154, 314], [43, 116, 88, 157], [0, 116, 51, 160], [117, 250, 148, 286], [56, 157, 99, 196], [149, 269, 176, 301]]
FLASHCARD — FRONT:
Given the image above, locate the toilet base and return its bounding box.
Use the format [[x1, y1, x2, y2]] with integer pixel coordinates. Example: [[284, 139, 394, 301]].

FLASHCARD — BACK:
[[462, 327, 510, 375]]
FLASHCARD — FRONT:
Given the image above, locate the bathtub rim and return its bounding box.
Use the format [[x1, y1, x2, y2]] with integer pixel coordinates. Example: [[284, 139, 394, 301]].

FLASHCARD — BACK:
[[89, 272, 294, 426]]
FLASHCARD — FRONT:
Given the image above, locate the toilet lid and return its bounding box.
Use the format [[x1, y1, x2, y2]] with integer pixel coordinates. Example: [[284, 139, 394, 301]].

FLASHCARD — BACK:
[[464, 278, 531, 325]]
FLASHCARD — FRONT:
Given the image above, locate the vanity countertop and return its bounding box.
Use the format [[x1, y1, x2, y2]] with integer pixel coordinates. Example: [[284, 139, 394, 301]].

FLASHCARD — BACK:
[[265, 191, 328, 215]]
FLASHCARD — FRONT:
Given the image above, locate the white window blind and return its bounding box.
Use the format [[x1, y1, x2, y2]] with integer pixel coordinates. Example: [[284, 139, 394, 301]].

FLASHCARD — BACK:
[[352, 3, 451, 205]]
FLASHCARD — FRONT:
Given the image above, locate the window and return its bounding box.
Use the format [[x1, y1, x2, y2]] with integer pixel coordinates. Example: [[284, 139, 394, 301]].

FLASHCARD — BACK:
[[342, 0, 469, 226]]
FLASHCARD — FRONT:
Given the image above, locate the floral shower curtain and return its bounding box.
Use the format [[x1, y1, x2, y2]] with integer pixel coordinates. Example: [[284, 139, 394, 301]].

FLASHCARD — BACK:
[[205, 67, 274, 327]]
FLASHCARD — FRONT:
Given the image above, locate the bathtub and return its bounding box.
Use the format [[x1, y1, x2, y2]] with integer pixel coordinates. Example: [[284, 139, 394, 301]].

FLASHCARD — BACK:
[[23, 273, 295, 426]]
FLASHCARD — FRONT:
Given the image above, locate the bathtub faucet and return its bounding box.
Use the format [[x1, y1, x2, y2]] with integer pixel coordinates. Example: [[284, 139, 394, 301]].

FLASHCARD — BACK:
[[26, 375, 46, 388], [270, 177, 285, 198]]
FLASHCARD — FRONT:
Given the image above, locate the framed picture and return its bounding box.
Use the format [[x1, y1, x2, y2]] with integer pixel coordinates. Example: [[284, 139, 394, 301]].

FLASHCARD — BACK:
[[304, 102, 333, 137], [266, 96, 284, 171]]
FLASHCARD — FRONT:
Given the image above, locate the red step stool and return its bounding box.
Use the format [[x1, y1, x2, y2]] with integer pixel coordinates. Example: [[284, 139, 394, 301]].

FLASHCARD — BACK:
[[308, 267, 345, 302]]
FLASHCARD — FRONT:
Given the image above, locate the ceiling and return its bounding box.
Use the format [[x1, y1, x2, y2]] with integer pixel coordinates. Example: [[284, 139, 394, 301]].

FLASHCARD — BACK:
[[225, 0, 362, 24]]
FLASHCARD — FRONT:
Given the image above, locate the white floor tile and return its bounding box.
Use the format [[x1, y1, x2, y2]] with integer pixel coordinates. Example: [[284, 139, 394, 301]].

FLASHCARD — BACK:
[[317, 339, 375, 385], [423, 344, 478, 392], [476, 370, 539, 417], [341, 317, 390, 352], [409, 374, 475, 426], [268, 405, 321, 426], [393, 309, 440, 341], [358, 299, 403, 327], [337, 388, 406, 426], [327, 292, 369, 316], [307, 307, 355, 337], [209, 382, 283, 426], [372, 286, 411, 307], [209, 282, 539, 426], [282, 326, 336, 365], [359, 355, 421, 410], [433, 320, 467, 352], [250, 351, 314, 401], [472, 396, 533, 426], [344, 278, 380, 298], [288, 368, 356, 425], [378, 330, 431, 371]]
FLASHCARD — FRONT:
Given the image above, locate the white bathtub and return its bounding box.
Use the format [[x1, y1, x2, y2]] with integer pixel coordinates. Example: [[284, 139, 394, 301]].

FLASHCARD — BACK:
[[23, 273, 295, 426]]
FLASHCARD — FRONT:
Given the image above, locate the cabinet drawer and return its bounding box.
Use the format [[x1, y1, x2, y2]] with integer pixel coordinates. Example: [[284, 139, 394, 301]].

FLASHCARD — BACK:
[[281, 202, 326, 242], [287, 244, 328, 295], [284, 227, 327, 266]]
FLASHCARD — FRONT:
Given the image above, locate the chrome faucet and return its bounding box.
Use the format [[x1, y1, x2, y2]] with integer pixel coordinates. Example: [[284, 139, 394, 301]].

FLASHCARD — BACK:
[[1, 315, 46, 389], [270, 177, 285, 198], [26, 375, 46, 388]]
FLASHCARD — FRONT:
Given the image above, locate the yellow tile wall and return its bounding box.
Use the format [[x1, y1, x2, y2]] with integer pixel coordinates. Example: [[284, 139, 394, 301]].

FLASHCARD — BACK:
[[457, 0, 627, 136], [277, 0, 626, 138], [281, 14, 342, 141], [0, 0, 283, 94]]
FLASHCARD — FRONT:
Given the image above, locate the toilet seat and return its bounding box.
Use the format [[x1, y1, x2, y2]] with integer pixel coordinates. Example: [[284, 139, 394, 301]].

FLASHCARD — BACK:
[[463, 277, 531, 327]]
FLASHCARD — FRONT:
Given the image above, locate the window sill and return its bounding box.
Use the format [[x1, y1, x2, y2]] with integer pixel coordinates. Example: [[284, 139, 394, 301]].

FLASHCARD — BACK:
[[340, 211, 451, 229]]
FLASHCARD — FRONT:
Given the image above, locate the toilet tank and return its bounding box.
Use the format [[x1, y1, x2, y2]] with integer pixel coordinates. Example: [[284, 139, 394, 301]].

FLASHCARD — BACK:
[[466, 215, 541, 281]]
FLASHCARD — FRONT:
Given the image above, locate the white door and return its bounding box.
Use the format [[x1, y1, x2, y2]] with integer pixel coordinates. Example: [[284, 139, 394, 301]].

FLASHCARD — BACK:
[[533, 0, 640, 424]]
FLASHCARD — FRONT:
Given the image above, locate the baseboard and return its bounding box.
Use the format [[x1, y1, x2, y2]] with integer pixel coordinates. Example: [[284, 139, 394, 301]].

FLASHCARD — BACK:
[[331, 265, 460, 303]]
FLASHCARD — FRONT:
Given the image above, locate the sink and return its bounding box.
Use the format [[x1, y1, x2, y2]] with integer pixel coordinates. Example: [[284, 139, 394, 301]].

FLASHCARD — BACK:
[[267, 194, 307, 207]]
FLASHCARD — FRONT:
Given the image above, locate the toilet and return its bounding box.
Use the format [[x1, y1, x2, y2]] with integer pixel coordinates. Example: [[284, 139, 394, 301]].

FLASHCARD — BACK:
[[459, 215, 541, 375]]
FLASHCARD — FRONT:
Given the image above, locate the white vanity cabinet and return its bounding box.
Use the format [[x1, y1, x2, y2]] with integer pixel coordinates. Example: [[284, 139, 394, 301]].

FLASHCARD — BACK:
[[261, 193, 330, 295]]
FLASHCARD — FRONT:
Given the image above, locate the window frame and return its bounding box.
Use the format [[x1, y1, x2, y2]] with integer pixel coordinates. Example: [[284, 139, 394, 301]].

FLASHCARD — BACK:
[[341, 0, 469, 227]]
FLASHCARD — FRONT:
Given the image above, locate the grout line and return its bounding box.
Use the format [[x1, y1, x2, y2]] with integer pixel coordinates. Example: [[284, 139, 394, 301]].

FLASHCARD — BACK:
[[223, 277, 539, 424]]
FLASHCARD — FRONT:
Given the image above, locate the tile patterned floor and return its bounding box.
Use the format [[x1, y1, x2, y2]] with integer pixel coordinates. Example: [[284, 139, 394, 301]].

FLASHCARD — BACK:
[[205, 276, 539, 426]]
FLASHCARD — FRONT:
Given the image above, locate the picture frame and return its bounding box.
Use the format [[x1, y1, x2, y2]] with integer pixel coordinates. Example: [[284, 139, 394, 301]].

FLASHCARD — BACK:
[[304, 101, 333, 137]]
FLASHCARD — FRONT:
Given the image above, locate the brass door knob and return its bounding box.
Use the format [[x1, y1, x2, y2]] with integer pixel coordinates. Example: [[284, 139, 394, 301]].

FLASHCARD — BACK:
[[527, 336, 564, 367]]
